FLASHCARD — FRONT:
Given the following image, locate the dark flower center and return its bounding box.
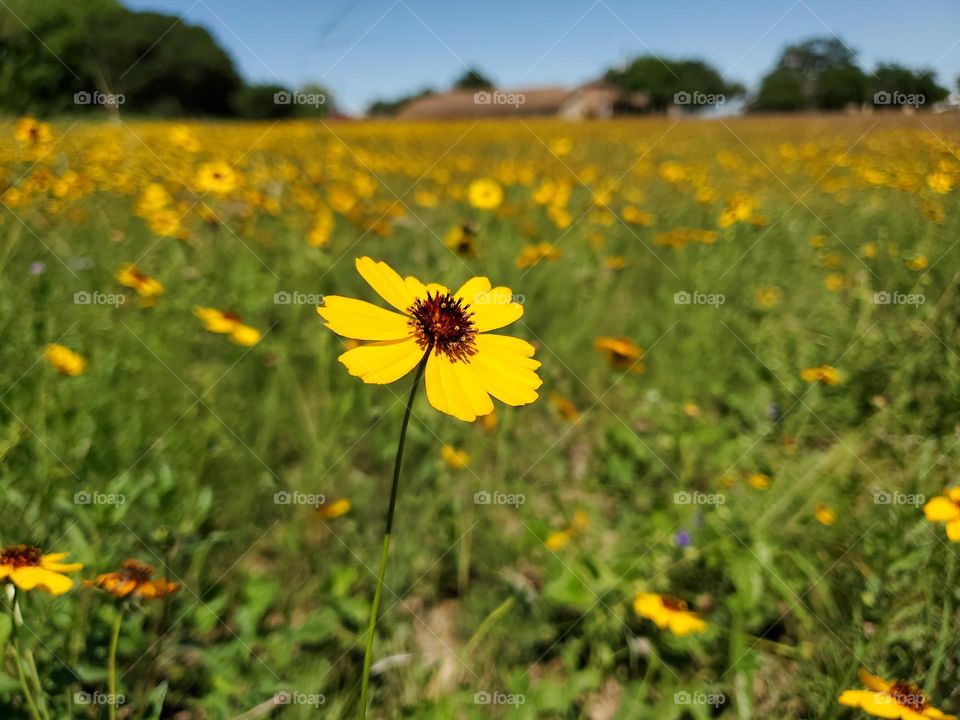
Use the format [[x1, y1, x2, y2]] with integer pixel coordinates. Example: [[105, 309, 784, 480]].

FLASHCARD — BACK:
[[889, 682, 926, 712], [120, 559, 155, 583], [1, 544, 42, 567], [661, 595, 689, 611], [407, 291, 477, 362]]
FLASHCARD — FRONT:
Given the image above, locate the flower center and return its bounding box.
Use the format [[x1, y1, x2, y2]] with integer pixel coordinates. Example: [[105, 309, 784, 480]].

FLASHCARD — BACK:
[[661, 595, 689, 611], [407, 291, 477, 362], [889, 682, 926, 712], [0, 544, 42, 567], [120, 559, 155, 583]]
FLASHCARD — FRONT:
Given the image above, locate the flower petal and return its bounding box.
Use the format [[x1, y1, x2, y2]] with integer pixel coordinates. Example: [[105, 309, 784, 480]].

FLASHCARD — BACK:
[[317, 296, 411, 341], [356, 257, 419, 313], [425, 353, 491, 422], [455, 276, 492, 304], [469, 286, 524, 332], [338, 337, 423, 384], [924, 496, 960, 522], [11, 567, 74, 595], [475, 334, 541, 370], [947, 518, 960, 542]]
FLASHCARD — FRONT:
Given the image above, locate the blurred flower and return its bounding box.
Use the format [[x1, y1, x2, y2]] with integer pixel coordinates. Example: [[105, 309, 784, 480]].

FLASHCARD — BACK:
[[682, 402, 701, 418], [15, 117, 51, 145], [927, 172, 954, 194], [603, 255, 628, 271], [546, 510, 588, 551], [815, 503, 836, 526], [194, 307, 262, 346], [515, 242, 562, 269], [195, 161, 238, 195], [755, 286, 781, 308], [810, 234, 826, 249], [316, 499, 351, 521], [861, 242, 878, 258], [633, 593, 706, 636], [480, 408, 498, 431], [117, 263, 164, 299], [824, 273, 845, 292], [549, 391, 580, 422], [838, 668, 952, 720], [440, 445, 469, 469], [44, 344, 87, 376], [87, 559, 178, 600], [29, 261, 45, 275], [674, 530, 692, 547], [316, 257, 540, 422], [545, 530, 571, 551], [443, 223, 476, 256], [800, 365, 841, 385], [622, 206, 654, 226], [467, 178, 503, 210], [308, 203, 335, 248], [0, 545, 82, 595], [748, 472, 770, 490], [906, 255, 928, 271], [923, 489, 960, 542], [594, 336, 644, 372]]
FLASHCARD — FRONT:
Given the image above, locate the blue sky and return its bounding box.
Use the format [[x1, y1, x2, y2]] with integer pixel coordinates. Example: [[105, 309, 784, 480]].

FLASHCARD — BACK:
[[123, 0, 960, 113]]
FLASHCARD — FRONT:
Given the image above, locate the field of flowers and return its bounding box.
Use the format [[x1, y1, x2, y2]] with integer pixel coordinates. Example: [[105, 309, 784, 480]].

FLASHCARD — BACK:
[[1, 113, 960, 719]]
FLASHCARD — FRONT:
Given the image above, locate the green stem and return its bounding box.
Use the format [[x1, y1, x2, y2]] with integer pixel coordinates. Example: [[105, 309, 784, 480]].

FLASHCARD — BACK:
[[358, 348, 431, 719], [108, 605, 125, 720], [463, 596, 514, 659], [9, 594, 43, 720]]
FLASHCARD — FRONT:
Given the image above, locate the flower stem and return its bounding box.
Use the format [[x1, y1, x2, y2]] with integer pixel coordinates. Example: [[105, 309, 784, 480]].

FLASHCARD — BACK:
[[358, 348, 431, 718], [108, 605, 124, 720], [9, 593, 43, 720]]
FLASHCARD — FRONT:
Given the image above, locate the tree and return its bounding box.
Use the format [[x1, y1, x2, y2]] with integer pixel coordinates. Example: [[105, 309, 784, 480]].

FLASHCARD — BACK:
[[367, 88, 434, 117], [452, 67, 493, 90], [871, 64, 948, 107], [604, 56, 742, 112], [751, 36, 865, 111]]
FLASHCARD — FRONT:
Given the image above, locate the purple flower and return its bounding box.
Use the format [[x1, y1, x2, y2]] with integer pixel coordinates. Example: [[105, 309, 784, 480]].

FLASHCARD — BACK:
[[29, 261, 45, 275], [674, 530, 692, 547]]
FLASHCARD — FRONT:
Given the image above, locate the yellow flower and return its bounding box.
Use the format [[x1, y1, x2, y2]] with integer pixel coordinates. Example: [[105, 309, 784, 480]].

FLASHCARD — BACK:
[[0, 545, 82, 595], [800, 365, 841, 385], [748, 472, 770, 490], [815, 503, 836, 526], [633, 593, 706, 636], [87, 559, 178, 600], [443, 224, 476, 256], [308, 203, 335, 248], [147, 208, 186, 239], [117, 263, 164, 298], [195, 161, 238, 195], [194, 307, 262, 346], [15, 117, 52, 145], [414, 189, 439, 208], [515, 242, 562, 269], [545, 530, 571, 551], [924, 488, 960, 541], [839, 668, 954, 720], [316, 257, 541, 422], [467, 178, 504, 210], [755, 286, 781, 309], [603, 255, 627, 271], [316, 498, 351, 520], [440, 445, 469, 469], [595, 336, 644, 372], [549, 391, 580, 422], [861, 242, 878, 258], [810, 234, 827, 249], [927, 172, 954, 194], [44, 344, 87, 376], [825, 273, 845, 292], [682, 402, 701, 418], [622, 206, 654, 226], [906, 255, 928, 272]]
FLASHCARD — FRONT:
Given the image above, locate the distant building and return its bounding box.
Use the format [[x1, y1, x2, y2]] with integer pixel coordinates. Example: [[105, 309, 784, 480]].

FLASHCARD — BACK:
[[395, 81, 646, 120]]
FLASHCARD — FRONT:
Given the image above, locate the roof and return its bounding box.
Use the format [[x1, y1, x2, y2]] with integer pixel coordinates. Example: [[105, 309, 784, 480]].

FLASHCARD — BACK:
[[397, 87, 579, 119]]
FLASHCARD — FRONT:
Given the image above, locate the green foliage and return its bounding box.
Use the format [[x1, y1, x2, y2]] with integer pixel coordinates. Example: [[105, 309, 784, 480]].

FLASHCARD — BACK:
[[604, 56, 742, 111], [452, 68, 494, 91]]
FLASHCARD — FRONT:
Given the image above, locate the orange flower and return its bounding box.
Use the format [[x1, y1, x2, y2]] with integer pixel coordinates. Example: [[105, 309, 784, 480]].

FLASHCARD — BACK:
[[88, 559, 178, 600], [595, 337, 644, 372]]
